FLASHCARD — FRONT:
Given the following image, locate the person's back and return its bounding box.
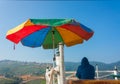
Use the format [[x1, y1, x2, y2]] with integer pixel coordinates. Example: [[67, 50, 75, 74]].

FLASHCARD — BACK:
[[76, 57, 95, 79]]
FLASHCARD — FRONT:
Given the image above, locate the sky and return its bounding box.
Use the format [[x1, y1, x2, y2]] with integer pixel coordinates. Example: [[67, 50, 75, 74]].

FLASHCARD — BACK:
[[0, 1, 120, 64]]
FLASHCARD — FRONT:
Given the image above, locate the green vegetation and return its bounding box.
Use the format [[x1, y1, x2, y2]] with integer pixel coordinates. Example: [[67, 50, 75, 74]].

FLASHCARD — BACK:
[[25, 79, 46, 84], [0, 77, 22, 84], [0, 78, 17, 84]]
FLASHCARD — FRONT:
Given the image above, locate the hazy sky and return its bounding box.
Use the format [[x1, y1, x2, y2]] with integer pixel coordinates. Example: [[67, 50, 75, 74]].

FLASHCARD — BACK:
[[0, 1, 120, 63]]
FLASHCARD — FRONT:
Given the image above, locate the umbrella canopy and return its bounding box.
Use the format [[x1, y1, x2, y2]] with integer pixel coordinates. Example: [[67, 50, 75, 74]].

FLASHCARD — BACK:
[[6, 19, 94, 49]]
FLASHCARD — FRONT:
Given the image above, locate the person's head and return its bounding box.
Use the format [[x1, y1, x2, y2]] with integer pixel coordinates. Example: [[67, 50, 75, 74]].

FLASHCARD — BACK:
[[81, 57, 89, 66]]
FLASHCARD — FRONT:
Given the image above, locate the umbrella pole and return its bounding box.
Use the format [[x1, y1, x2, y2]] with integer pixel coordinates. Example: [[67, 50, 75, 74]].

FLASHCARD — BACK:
[[52, 29, 56, 67], [52, 29, 55, 84], [58, 42, 66, 84]]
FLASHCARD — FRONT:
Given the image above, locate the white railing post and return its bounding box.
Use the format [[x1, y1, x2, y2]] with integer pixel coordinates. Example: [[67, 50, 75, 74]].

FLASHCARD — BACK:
[[96, 64, 99, 79], [45, 67, 54, 84], [59, 42, 66, 84], [45, 67, 50, 84], [55, 55, 60, 84], [114, 66, 118, 80]]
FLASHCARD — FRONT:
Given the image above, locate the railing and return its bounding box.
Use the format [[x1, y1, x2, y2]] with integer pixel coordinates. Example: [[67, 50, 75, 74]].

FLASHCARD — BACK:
[[45, 66, 120, 84], [66, 71, 120, 79], [65, 65, 120, 80]]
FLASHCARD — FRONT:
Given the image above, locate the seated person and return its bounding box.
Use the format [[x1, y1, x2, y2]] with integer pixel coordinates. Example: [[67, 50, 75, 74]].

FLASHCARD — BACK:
[[76, 57, 95, 79]]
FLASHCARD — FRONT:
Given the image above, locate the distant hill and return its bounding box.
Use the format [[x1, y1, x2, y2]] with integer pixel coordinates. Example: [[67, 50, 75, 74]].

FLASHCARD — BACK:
[[0, 60, 120, 76], [0, 60, 52, 76], [65, 61, 120, 71]]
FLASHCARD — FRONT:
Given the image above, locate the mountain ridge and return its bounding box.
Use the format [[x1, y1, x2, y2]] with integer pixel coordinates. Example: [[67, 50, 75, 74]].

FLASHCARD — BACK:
[[0, 60, 120, 76]]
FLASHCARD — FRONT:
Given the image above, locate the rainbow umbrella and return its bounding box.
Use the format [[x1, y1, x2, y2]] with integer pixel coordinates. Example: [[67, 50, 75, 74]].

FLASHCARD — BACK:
[[6, 19, 94, 49], [6, 19, 94, 84]]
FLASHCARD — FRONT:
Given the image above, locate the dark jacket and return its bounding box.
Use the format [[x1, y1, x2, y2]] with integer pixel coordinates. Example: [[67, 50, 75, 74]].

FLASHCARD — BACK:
[[76, 57, 95, 79]]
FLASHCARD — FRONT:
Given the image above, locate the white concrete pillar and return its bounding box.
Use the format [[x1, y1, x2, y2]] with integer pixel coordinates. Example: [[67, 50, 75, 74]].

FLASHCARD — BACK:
[[59, 42, 66, 84]]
